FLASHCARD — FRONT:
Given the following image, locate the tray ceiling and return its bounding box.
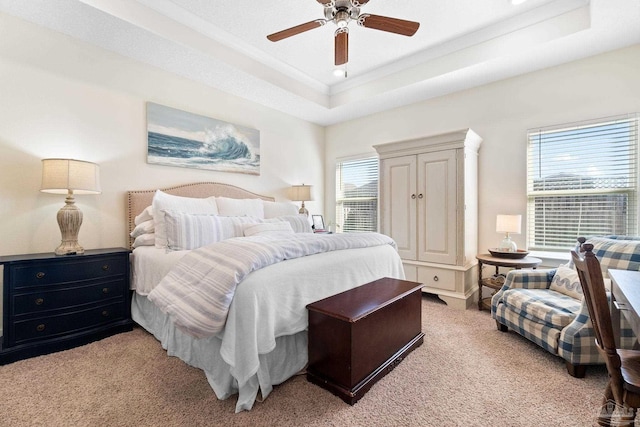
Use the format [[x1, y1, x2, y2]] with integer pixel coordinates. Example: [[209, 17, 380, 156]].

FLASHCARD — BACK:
[[1, 0, 638, 125]]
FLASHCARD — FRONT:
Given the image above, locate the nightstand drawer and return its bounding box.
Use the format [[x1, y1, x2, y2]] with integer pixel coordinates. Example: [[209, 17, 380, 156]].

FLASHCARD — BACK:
[[13, 278, 126, 315], [10, 256, 126, 288], [12, 301, 126, 345]]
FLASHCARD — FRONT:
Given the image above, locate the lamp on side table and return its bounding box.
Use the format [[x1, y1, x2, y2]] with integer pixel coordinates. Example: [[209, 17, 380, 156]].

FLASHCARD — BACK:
[[40, 158, 101, 255]]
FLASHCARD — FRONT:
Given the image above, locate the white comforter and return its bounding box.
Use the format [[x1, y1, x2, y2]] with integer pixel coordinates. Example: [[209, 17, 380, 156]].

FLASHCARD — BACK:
[[133, 234, 405, 412], [147, 232, 397, 338]]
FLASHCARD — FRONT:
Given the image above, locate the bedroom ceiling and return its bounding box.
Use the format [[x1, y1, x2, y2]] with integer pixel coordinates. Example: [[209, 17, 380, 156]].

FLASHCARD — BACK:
[[0, 0, 639, 125]]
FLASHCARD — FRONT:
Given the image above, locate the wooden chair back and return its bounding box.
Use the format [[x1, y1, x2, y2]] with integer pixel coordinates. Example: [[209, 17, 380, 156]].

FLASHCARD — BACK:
[[571, 244, 625, 402]]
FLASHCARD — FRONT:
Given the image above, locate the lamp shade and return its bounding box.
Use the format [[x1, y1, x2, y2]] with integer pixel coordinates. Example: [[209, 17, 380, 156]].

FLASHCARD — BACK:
[[290, 184, 312, 202], [496, 214, 522, 234], [41, 159, 101, 195]]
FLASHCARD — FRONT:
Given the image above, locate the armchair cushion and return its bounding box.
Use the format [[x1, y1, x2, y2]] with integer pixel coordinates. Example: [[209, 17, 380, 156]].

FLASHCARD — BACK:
[[549, 265, 583, 300], [502, 288, 581, 329]]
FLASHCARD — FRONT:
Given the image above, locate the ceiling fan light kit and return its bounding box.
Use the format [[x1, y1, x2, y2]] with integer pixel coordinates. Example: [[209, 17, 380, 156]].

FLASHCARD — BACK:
[[267, 0, 420, 72], [333, 66, 347, 78]]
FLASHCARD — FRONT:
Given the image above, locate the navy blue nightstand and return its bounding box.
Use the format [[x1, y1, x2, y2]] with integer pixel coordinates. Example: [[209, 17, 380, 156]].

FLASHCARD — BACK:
[[0, 248, 133, 364]]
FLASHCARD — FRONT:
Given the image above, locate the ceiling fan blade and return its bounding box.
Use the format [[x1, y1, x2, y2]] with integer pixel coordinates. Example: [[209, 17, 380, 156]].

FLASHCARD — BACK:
[[316, 0, 334, 6], [350, 0, 370, 6], [357, 14, 420, 36], [267, 20, 326, 42], [335, 28, 349, 66]]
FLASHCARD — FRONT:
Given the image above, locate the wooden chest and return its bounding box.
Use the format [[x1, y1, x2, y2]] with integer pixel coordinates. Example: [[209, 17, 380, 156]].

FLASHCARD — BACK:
[[306, 277, 424, 404]]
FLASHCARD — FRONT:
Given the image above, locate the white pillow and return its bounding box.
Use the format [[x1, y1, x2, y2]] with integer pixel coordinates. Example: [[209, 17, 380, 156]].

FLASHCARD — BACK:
[[265, 215, 312, 233], [216, 197, 264, 218], [263, 201, 299, 218], [152, 190, 218, 249], [130, 219, 154, 238], [549, 265, 583, 300], [134, 206, 154, 225], [132, 233, 155, 248], [243, 222, 295, 237], [164, 211, 261, 251]]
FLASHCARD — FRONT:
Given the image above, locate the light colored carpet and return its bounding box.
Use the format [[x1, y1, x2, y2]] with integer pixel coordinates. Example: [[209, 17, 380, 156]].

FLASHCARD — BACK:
[[0, 295, 608, 427]]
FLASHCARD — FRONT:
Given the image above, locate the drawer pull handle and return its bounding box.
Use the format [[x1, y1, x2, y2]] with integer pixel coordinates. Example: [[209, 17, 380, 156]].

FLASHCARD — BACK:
[[102, 287, 110, 294], [36, 272, 45, 279], [102, 264, 110, 271], [433, 275, 439, 282], [35, 298, 44, 306], [36, 324, 45, 332], [418, 194, 424, 199], [411, 194, 416, 199], [102, 310, 110, 317], [614, 301, 628, 311]]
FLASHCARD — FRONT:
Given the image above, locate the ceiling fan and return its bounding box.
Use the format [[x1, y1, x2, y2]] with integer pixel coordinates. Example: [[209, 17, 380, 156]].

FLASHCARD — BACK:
[[266, 0, 420, 67]]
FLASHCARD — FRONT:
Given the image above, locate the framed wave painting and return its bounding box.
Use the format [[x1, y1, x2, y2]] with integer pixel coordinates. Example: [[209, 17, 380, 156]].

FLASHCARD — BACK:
[[146, 102, 260, 175]]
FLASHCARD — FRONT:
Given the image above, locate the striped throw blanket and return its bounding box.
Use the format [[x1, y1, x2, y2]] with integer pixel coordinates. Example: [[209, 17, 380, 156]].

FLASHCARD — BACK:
[[147, 232, 396, 338]]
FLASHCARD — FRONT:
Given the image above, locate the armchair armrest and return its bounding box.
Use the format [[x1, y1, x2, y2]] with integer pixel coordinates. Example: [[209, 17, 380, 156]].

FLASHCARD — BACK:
[[499, 268, 556, 291], [559, 291, 636, 365], [491, 268, 557, 314]]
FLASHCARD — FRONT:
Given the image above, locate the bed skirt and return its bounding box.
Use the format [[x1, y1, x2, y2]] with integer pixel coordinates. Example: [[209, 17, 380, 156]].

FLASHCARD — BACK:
[[131, 293, 307, 412]]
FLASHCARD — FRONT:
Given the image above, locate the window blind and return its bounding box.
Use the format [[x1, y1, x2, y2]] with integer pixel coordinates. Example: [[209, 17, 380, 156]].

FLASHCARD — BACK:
[[335, 156, 379, 233], [527, 114, 639, 251]]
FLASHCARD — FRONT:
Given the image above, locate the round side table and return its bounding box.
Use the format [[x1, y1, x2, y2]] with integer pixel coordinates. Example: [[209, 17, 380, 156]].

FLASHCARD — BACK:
[[476, 254, 542, 311]]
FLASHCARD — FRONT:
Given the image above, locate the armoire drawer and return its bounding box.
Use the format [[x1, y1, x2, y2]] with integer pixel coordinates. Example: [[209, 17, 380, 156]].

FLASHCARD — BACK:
[[417, 266, 456, 291]]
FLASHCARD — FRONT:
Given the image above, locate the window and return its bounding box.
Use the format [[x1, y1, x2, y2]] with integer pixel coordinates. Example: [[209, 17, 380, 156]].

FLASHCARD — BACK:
[[335, 155, 379, 233], [527, 114, 639, 252]]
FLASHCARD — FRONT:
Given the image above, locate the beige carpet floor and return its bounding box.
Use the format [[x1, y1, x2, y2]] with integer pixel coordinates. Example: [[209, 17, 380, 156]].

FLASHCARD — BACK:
[[0, 295, 610, 427]]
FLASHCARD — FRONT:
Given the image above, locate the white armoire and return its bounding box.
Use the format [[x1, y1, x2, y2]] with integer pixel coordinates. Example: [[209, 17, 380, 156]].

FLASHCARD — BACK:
[[374, 129, 481, 309]]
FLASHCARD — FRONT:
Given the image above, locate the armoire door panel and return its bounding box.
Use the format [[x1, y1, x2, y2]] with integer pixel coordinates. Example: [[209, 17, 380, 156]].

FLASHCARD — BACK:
[[381, 156, 417, 260], [417, 151, 457, 265]]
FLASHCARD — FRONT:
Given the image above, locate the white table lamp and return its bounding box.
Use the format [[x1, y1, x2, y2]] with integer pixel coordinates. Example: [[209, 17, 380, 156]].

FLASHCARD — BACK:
[[290, 184, 313, 216], [41, 159, 101, 255], [496, 214, 522, 252]]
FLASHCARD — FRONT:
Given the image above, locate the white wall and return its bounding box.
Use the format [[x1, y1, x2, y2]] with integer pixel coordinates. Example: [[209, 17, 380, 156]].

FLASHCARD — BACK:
[[2, 10, 640, 260], [0, 14, 325, 256], [325, 44, 640, 256]]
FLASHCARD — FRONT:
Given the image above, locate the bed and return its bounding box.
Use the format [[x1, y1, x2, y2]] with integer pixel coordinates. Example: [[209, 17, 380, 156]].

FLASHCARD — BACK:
[[126, 182, 405, 412]]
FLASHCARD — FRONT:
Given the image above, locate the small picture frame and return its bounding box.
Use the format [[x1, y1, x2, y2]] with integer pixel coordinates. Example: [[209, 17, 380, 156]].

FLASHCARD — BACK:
[[312, 215, 325, 231]]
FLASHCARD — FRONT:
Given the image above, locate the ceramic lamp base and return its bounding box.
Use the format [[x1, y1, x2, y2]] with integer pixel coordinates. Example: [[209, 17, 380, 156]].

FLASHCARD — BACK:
[[55, 194, 85, 255]]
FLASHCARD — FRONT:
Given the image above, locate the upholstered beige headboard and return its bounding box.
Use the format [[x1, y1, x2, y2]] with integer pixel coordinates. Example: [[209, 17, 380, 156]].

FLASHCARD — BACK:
[[126, 182, 275, 248]]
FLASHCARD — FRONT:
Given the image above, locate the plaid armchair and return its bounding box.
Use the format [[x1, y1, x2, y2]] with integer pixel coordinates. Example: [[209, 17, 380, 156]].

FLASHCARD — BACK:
[[491, 236, 640, 378]]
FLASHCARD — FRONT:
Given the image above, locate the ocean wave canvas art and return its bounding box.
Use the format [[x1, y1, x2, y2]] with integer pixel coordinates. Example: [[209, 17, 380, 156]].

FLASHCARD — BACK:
[[147, 102, 260, 175]]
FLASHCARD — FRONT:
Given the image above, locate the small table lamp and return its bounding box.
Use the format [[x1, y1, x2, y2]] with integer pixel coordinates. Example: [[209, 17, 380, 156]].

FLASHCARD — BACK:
[[496, 214, 522, 252], [41, 159, 101, 255], [290, 184, 313, 216]]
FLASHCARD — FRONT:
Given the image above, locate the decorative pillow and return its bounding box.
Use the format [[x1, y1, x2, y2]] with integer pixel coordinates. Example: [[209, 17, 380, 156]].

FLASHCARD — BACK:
[[265, 215, 312, 233], [134, 205, 154, 225], [216, 197, 264, 218], [549, 265, 583, 300], [163, 211, 261, 251], [263, 201, 299, 218], [587, 237, 640, 278], [130, 219, 154, 238], [132, 233, 155, 248], [152, 190, 218, 249], [243, 222, 295, 237]]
